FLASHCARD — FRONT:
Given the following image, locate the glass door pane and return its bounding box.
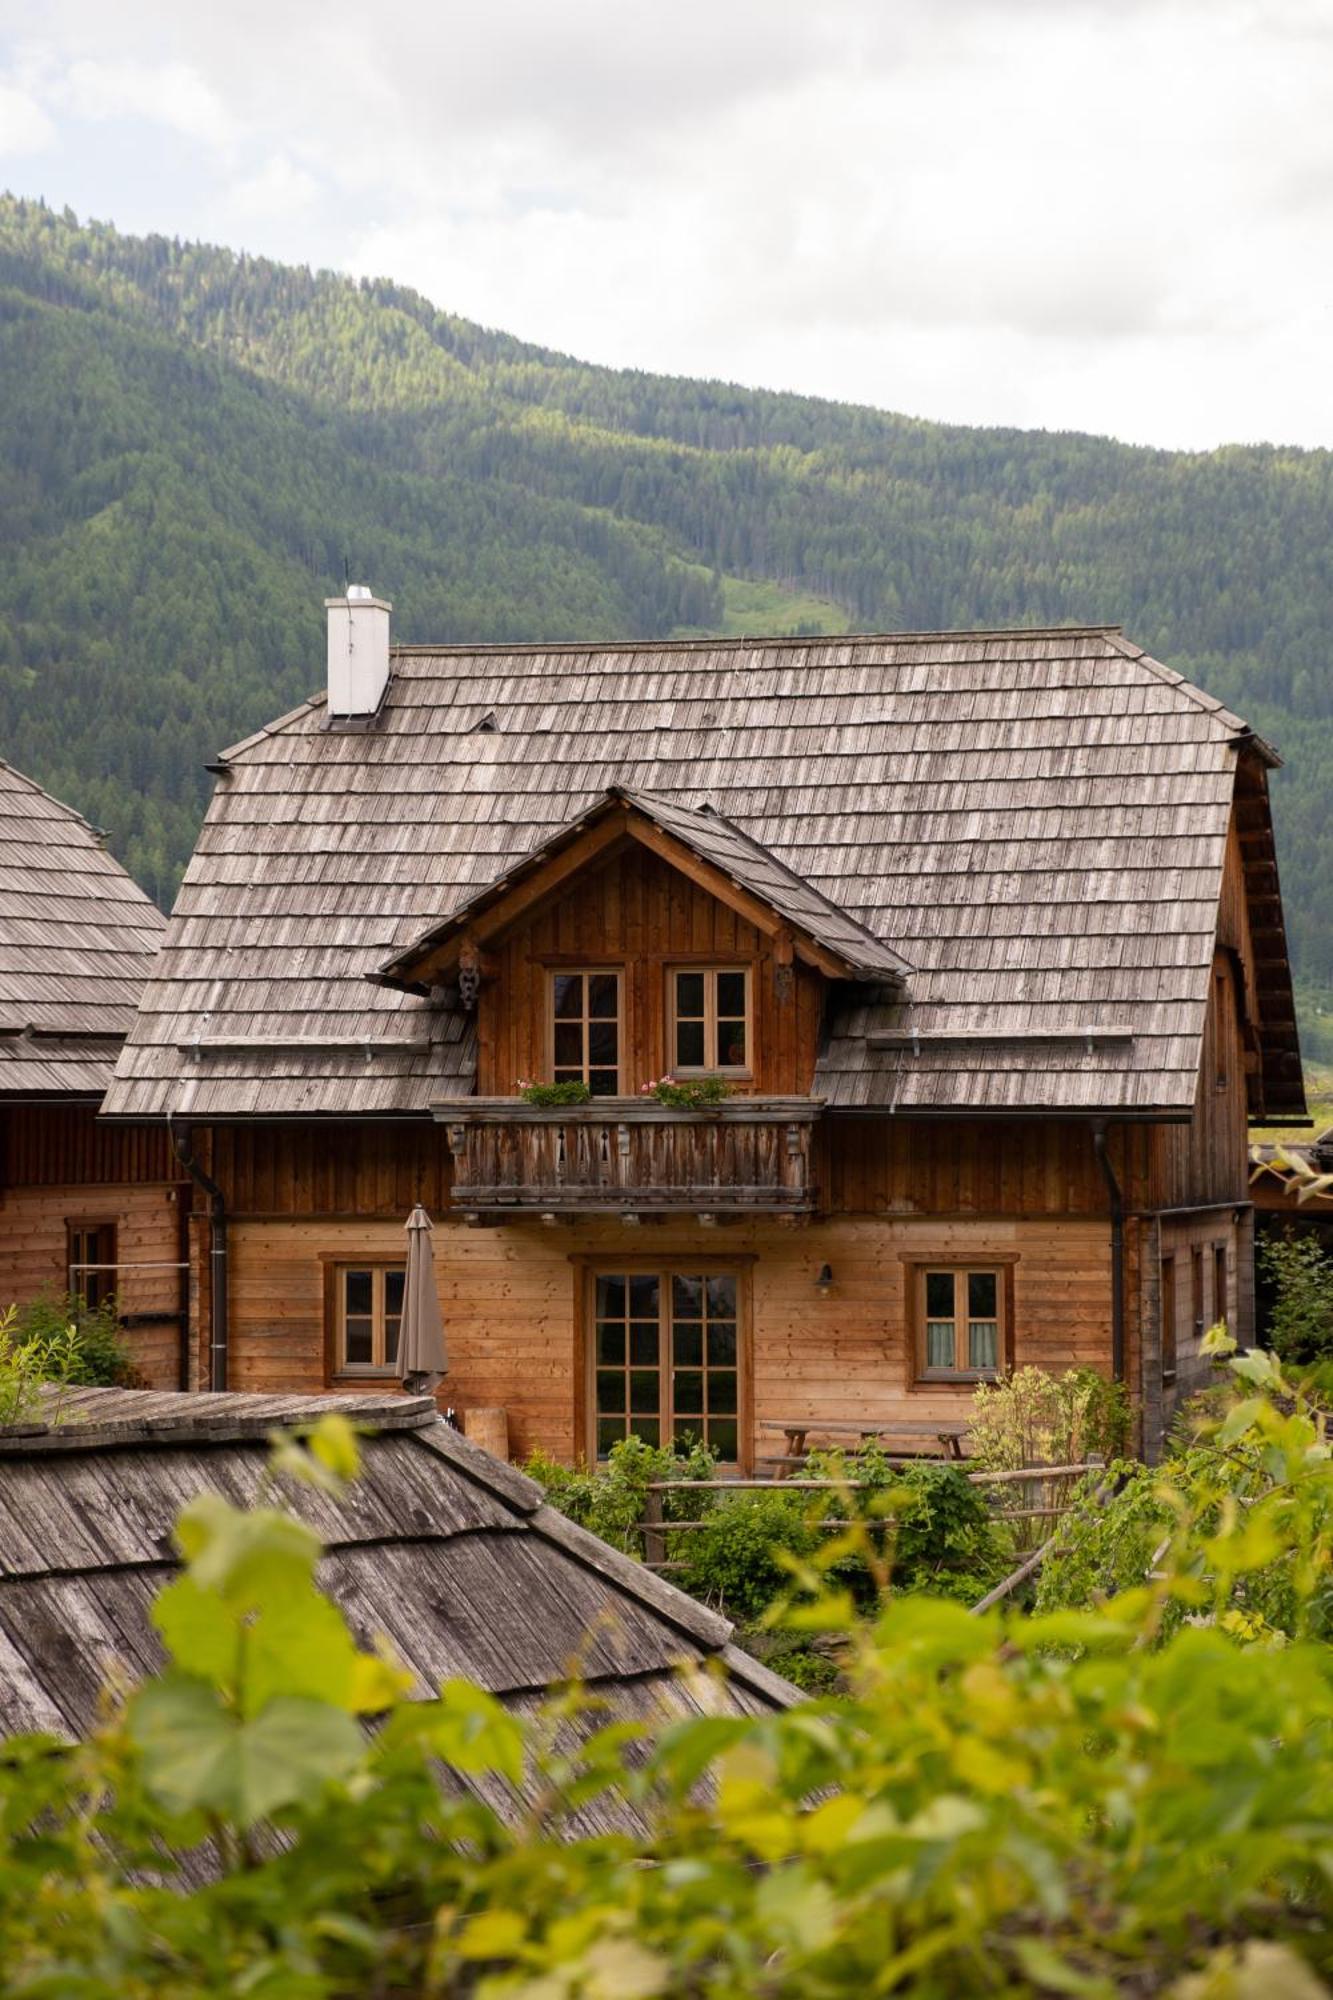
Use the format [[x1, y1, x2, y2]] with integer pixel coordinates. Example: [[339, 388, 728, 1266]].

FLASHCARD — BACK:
[[594, 1273, 661, 1453], [669, 1271, 739, 1460]]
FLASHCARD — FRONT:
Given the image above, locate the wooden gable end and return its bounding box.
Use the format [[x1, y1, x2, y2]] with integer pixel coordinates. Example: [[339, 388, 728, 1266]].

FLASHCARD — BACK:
[[472, 841, 827, 1098], [1148, 809, 1268, 1210]]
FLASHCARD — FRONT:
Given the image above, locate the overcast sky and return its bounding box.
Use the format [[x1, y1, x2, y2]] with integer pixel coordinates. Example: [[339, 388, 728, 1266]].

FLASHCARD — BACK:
[[1, 0, 1331, 450]]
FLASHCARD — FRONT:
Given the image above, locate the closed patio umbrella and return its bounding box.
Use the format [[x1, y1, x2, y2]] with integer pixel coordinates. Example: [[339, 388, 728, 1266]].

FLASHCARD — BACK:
[[398, 1204, 448, 1395]]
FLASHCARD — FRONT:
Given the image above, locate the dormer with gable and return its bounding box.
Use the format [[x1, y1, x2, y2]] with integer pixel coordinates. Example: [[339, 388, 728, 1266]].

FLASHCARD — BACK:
[[374, 787, 910, 1218]]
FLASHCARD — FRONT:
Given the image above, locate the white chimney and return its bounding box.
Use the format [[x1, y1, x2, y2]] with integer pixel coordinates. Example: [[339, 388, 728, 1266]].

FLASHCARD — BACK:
[[326, 586, 392, 717]]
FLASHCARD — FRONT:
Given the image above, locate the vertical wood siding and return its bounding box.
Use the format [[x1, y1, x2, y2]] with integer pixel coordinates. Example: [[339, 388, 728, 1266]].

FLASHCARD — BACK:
[[476, 845, 825, 1097]]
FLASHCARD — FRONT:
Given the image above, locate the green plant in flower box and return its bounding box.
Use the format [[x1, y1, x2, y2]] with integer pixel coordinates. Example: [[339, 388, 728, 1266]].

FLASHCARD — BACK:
[[516, 1077, 592, 1106], [640, 1073, 732, 1108]]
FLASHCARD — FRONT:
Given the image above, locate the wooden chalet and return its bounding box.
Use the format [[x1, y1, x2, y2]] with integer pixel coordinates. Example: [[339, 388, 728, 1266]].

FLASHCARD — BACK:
[[0, 761, 185, 1383], [102, 600, 1306, 1460], [0, 1385, 790, 1832]]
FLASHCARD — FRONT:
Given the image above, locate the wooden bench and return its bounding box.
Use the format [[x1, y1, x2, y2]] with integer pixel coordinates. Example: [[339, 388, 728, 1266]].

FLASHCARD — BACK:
[[759, 1417, 968, 1474]]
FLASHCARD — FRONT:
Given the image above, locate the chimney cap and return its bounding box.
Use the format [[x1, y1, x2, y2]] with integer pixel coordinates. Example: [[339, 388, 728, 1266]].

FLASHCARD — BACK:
[[323, 592, 392, 612]]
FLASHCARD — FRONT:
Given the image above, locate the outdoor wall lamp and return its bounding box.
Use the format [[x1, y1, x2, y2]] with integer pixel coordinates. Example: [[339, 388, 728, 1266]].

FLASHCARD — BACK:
[[815, 1263, 834, 1297]]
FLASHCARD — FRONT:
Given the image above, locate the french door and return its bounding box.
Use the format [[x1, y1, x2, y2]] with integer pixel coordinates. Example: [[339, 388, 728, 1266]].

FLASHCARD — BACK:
[[589, 1267, 744, 1464]]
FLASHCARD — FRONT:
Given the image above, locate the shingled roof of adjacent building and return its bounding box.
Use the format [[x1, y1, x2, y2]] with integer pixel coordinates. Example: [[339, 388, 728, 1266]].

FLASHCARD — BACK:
[[0, 760, 166, 1098], [0, 1386, 791, 1830], [102, 626, 1303, 1121]]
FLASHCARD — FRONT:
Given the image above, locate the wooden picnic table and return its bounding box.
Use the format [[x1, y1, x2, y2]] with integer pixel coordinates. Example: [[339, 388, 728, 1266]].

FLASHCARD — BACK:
[[760, 1416, 968, 1473]]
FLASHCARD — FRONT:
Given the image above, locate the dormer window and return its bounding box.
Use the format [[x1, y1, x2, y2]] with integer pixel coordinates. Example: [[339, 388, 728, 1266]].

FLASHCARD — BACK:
[[550, 970, 621, 1095], [670, 967, 751, 1074]]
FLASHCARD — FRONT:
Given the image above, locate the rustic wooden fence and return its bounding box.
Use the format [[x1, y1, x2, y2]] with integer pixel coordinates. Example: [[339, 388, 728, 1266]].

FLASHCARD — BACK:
[[637, 1461, 1100, 1573]]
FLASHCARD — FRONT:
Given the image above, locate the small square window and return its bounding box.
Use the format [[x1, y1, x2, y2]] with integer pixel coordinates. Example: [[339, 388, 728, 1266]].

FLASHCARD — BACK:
[[669, 967, 752, 1074]]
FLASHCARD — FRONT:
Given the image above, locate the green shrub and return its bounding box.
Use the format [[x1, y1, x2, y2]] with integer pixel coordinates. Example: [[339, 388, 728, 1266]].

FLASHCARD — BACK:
[[968, 1362, 1131, 1471], [1037, 1334, 1333, 1643], [14, 1291, 137, 1387], [673, 1489, 820, 1620], [1258, 1229, 1333, 1364], [0, 1305, 75, 1425], [524, 1432, 716, 1555]]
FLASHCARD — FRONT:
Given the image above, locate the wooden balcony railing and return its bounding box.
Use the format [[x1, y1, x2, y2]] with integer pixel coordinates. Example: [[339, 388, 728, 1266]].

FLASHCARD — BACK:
[[433, 1098, 821, 1217]]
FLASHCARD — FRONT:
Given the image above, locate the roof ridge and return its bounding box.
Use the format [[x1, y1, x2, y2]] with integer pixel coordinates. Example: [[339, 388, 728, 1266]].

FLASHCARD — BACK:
[[1100, 634, 1259, 742], [387, 622, 1127, 658], [0, 758, 108, 842]]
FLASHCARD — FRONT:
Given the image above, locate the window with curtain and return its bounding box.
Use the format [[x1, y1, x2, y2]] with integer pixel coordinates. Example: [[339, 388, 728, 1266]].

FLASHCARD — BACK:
[[918, 1267, 1004, 1379]]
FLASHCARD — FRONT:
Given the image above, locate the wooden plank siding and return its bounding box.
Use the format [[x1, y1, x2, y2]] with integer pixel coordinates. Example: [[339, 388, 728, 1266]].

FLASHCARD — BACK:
[[474, 843, 825, 1098], [1147, 815, 1255, 1212], [0, 1105, 187, 1390], [217, 1208, 1115, 1467], [198, 1111, 1130, 1461], [0, 1178, 185, 1389]]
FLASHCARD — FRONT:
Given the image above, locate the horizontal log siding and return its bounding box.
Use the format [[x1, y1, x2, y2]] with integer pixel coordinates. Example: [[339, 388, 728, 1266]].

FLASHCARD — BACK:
[[0, 1180, 184, 1389], [222, 1210, 1113, 1465]]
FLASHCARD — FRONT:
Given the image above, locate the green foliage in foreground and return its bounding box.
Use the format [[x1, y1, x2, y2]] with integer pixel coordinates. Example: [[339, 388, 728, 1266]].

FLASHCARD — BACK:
[[1038, 1337, 1333, 1645], [0, 1358, 1330, 1994]]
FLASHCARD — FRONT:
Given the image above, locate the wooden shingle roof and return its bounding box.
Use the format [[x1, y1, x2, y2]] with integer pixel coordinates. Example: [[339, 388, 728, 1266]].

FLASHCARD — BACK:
[[0, 761, 165, 1098], [0, 1386, 790, 1820], [377, 784, 912, 990], [103, 626, 1300, 1120]]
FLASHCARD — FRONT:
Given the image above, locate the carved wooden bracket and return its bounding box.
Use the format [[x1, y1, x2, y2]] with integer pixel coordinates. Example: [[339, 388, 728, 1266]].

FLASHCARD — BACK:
[[458, 934, 482, 1011], [773, 926, 796, 1003]]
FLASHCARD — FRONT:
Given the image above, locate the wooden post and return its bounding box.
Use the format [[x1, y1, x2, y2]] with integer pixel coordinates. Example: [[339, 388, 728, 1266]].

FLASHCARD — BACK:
[[642, 1487, 666, 1568]]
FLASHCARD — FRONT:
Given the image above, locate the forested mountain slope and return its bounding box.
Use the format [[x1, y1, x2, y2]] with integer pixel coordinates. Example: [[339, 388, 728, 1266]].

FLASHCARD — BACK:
[[1, 195, 1331, 1006]]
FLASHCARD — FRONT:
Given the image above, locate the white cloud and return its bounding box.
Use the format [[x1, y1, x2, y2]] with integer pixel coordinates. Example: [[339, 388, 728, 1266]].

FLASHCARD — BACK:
[[0, 79, 54, 155], [58, 56, 235, 150], [221, 151, 319, 226], [2, 0, 1332, 445]]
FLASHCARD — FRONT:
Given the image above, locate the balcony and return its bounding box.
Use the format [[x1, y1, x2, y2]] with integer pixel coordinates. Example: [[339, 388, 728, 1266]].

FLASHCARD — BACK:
[[433, 1098, 821, 1218]]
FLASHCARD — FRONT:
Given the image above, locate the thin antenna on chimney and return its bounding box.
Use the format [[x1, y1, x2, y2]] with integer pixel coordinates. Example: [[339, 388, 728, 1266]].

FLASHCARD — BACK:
[[343, 555, 351, 593]]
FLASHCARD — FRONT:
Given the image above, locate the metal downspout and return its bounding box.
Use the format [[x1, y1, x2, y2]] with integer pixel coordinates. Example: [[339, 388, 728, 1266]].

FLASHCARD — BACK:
[[168, 1115, 228, 1393], [1091, 1119, 1126, 1383]]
